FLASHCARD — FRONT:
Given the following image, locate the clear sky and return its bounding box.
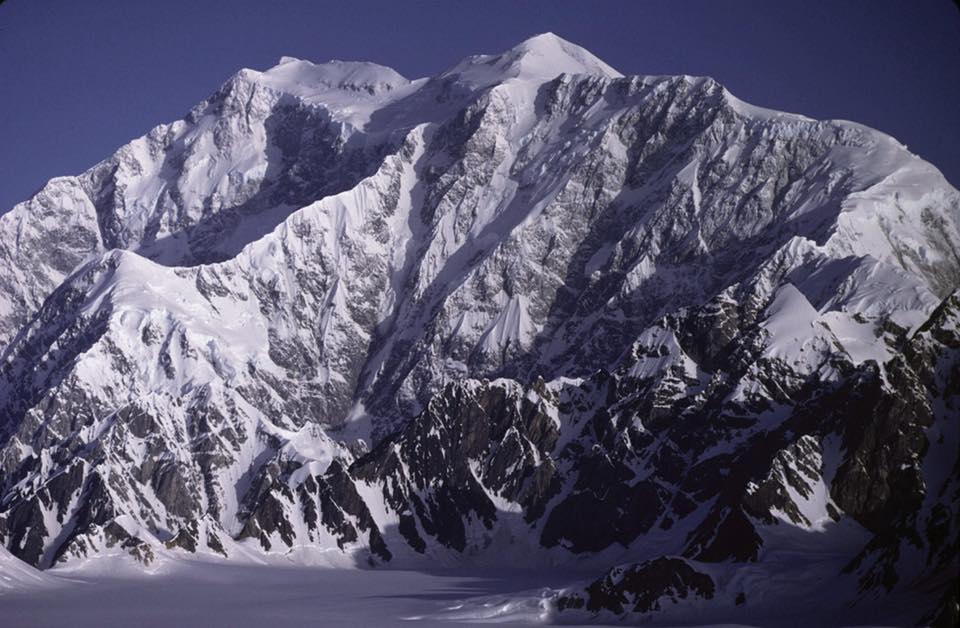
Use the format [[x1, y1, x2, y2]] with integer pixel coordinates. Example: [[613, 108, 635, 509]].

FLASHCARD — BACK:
[[1, 0, 958, 213]]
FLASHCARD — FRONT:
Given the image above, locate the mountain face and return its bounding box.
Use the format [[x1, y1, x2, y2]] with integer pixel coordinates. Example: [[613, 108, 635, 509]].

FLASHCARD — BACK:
[[0, 33, 957, 624]]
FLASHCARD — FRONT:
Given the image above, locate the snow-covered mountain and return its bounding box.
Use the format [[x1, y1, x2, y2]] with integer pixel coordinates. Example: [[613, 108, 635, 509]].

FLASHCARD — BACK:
[[0, 33, 957, 625]]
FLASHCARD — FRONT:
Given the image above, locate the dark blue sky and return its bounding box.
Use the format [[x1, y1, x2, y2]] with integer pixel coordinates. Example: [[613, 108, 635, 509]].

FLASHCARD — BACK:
[[1, 0, 958, 213]]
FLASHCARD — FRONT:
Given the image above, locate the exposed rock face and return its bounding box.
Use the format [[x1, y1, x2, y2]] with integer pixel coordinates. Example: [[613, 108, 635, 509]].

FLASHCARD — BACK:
[[0, 33, 957, 624], [555, 557, 716, 614]]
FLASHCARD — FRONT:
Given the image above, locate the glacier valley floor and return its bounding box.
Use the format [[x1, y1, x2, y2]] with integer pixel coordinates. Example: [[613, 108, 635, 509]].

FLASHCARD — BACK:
[[0, 560, 585, 628], [0, 557, 928, 627]]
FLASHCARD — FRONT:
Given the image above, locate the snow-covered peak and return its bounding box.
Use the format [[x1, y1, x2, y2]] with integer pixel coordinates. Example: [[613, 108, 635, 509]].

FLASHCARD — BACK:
[[228, 57, 421, 129], [258, 57, 411, 95], [0, 37, 958, 622], [442, 32, 623, 88], [509, 32, 622, 78]]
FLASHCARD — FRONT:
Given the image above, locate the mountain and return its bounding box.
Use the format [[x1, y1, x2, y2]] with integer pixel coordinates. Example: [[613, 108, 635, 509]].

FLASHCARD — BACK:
[[0, 33, 957, 625]]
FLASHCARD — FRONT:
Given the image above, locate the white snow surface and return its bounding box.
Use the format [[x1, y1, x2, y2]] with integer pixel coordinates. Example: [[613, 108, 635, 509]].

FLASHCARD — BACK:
[[0, 546, 58, 592], [250, 57, 422, 130], [442, 32, 623, 89], [0, 552, 931, 627], [0, 556, 928, 628]]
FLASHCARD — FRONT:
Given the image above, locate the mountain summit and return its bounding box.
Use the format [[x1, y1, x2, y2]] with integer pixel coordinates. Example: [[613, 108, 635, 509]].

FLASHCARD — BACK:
[[442, 32, 623, 86], [0, 35, 957, 625]]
